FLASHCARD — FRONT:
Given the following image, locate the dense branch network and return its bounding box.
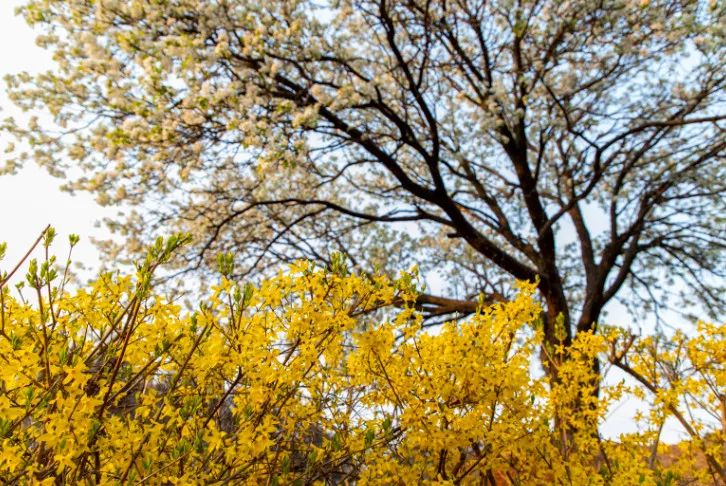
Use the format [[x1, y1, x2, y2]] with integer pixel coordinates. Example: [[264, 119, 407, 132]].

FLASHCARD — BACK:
[[4, 0, 725, 344]]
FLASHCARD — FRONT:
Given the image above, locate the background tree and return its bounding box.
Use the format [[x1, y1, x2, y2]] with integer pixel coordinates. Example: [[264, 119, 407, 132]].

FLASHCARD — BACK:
[[4, 0, 725, 354]]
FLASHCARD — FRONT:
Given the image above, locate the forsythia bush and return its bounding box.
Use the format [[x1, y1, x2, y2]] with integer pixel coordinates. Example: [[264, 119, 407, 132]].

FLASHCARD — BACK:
[[0, 234, 723, 484]]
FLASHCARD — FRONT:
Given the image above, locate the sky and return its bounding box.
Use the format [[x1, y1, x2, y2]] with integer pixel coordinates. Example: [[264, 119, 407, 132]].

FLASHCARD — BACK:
[[0, 0, 112, 274], [0, 0, 700, 444]]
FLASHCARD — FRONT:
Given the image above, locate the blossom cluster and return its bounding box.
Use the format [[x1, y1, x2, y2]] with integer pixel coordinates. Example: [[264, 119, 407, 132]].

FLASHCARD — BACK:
[[0, 235, 722, 484]]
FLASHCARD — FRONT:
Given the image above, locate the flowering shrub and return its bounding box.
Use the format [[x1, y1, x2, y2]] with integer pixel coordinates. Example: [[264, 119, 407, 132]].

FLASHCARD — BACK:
[[0, 234, 723, 484]]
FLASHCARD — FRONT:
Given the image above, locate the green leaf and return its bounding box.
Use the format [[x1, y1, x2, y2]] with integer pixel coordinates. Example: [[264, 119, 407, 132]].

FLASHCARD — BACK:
[[382, 416, 392, 433], [331, 431, 342, 451], [216, 251, 235, 277], [43, 226, 56, 249], [329, 251, 349, 276], [364, 428, 375, 448]]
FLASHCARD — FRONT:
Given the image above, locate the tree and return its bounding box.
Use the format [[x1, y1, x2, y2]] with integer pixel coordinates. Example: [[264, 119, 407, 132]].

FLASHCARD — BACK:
[[4, 0, 725, 354]]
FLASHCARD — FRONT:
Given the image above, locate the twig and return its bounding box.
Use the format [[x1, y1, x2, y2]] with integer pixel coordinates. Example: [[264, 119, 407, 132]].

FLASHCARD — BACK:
[[0, 224, 51, 289]]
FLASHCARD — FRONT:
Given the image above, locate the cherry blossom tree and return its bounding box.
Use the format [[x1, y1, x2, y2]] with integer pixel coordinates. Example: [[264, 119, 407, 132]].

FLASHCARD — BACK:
[[4, 0, 725, 351]]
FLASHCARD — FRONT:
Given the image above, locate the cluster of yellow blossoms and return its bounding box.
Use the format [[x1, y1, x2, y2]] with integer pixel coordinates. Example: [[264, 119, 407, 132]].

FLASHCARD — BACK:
[[0, 235, 723, 484]]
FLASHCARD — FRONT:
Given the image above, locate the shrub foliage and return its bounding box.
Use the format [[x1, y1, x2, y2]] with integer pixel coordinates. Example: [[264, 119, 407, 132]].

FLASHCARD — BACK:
[[0, 234, 723, 484]]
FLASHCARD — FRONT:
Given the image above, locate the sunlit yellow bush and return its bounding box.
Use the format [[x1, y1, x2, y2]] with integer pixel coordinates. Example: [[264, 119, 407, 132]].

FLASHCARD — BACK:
[[0, 234, 723, 484]]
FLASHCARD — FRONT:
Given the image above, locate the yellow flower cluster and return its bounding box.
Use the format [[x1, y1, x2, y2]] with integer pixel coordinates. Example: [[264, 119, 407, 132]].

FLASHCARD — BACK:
[[0, 237, 723, 484]]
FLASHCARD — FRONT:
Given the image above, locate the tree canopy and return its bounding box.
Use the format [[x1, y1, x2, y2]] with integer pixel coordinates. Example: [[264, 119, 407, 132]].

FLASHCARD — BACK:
[[4, 0, 725, 348]]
